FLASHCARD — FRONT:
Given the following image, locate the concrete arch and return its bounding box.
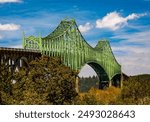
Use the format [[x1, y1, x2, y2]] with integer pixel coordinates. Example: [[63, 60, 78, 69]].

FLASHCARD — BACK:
[[13, 57, 29, 72], [20, 57, 29, 67]]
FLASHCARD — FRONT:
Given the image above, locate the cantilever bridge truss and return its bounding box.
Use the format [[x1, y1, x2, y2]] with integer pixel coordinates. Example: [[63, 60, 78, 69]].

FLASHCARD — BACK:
[[23, 19, 122, 88]]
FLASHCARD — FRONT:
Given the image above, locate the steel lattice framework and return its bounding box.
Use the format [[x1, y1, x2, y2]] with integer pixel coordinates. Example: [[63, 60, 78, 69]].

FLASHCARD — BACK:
[[22, 19, 121, 88]]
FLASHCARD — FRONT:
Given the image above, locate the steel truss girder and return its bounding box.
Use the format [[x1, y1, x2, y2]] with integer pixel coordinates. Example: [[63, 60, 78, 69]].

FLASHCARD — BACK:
[[23, 19, 121, 82]]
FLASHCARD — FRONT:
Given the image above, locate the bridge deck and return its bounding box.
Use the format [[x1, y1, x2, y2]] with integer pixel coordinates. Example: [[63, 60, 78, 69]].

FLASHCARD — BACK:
[[0, 47, 41, 65], [0, 47, 40, 53]]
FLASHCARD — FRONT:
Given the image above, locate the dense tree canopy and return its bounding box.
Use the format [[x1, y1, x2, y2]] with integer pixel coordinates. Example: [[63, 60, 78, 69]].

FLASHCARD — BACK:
[[118, 76, 150, 105], [0, 56, 150, 105], [79, 76, 99, 92], [0, 56, 78, 105], [76, 75, 150, 105]]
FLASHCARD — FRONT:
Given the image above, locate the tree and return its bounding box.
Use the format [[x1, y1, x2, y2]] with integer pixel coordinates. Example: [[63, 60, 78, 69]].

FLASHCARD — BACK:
[[75, 87, 121, 105], [79, 76, 99, 92], [118, 76, 150, 105], [0, 56, 78, 105], [0, 63, 14, 104]]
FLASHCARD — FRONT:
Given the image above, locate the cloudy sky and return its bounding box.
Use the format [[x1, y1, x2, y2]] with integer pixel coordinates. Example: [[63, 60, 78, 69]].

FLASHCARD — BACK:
[[0, 0, 150, 76]]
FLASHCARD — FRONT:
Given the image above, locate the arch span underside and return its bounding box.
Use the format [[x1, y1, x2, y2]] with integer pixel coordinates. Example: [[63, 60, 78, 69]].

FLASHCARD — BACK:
[[80, 62, 121, 89], [23, 19, 122, 88], [111, 74, 122, 87], [87, 62, 109, 89]]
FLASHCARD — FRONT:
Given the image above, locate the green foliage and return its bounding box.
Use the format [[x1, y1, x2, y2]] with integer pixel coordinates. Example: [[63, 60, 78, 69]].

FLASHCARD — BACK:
[[117, 76, 150, 105], [76, 74, 150, 105], [75, 87, 121, 105], [79, 76, 99, 92], [0, 63, 14, 104], [1, 58, 150, 105], [0, 56, 78, 105], [132, 74, 150, 81]]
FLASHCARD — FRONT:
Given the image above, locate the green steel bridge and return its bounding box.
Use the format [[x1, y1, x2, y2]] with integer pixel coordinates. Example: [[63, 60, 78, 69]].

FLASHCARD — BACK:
[[22, 19, 122, 89]]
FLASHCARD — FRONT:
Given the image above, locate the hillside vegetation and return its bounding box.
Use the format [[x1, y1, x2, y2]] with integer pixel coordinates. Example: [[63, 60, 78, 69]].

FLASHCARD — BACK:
[[131, 74, 150, 81], [0, 56, 77, 105], [79, 76, 99, 92], [118, 75, 150, 104], [77, 74, 150, 105], [0, 56, 150, 105]]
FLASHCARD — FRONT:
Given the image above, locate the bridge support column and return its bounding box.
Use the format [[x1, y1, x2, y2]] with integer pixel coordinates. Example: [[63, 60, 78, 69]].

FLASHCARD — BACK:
[[9, 58, 12, 72], [0, 57, 3, 65], [120, 72, 123, 88], [109, 81, 112, 87], [119, 66, 123, 88], [98, 81, 101, 89], [75, 76, 79, 93]]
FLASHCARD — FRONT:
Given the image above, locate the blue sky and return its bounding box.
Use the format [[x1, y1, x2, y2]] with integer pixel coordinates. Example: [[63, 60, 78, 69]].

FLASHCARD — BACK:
[[0, 0, 150, 76]]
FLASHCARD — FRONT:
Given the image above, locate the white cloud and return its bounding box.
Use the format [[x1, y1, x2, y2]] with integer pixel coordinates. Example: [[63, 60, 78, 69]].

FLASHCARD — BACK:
[[0, 23, 20, 31], [111, 30, 150, 75], [79, 22, 93, 33], [0, 0, 21, 3], [96, 11, 147, 31], [115, 50, 150, 76]]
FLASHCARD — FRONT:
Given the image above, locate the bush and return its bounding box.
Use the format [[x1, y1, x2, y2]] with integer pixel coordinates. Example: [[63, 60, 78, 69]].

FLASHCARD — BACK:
[[117, 77, 150, 105], [75, 87, 121, 105]]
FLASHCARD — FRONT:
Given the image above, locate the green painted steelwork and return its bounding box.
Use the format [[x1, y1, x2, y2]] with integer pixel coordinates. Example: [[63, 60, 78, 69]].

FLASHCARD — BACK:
[[23, 19, 121, 86]]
